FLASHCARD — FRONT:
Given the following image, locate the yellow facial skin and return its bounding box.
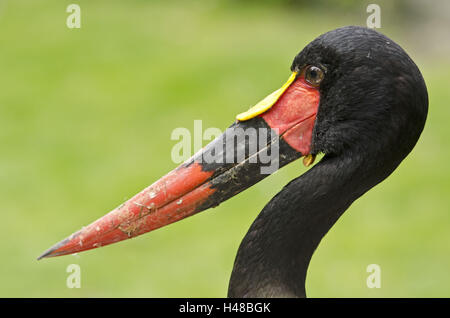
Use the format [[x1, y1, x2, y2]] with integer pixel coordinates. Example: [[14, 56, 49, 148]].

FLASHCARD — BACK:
[[236, 72, 298, 121]]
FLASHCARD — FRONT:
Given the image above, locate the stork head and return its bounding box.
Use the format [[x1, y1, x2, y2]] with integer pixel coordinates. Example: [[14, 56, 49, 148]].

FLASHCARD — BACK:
[[38, 26, 427, 260]]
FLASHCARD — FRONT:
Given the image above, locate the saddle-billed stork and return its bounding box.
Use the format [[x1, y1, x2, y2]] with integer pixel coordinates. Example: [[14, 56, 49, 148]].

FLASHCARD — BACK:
[[38, 26, 428, 297]]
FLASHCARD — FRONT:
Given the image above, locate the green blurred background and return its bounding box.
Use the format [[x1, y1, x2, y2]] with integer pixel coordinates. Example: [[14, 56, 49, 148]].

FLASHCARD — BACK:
[[1, 0, 449, 297]]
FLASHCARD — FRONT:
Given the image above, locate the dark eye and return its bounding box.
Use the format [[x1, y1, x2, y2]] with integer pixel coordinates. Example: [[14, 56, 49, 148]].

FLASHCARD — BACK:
[[304, 65, 324, 86]]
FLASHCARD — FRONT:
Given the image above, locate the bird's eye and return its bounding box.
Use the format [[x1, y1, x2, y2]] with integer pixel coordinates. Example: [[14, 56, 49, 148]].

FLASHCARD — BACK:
[[304, 66, 324, 86]]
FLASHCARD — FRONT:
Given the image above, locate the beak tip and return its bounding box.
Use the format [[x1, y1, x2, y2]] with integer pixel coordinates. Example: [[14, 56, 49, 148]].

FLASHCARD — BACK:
[[37, 242, 66, 260], [37, 235, 76, 261], [36, 248, 54, 261]]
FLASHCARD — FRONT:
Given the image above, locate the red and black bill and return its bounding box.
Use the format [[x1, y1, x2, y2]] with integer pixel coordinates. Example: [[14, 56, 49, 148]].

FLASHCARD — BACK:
[[37, 72, 320, 259]]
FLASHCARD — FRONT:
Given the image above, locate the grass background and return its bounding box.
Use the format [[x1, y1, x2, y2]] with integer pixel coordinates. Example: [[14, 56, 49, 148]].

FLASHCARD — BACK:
[[0, 0, 449, 297]]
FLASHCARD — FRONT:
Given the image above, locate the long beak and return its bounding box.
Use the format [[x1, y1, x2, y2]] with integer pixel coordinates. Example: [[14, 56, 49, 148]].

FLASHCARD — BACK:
[[38, 72, 320, 260]]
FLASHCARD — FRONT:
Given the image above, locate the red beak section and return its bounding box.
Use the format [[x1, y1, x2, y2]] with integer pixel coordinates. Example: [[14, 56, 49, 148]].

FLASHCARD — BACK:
[[38, 163, 216, 259], [38, 74, 320, 260]]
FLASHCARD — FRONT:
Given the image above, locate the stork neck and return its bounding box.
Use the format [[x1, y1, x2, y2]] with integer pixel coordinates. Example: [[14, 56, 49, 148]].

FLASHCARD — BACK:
[[227, 153, 393, 297]]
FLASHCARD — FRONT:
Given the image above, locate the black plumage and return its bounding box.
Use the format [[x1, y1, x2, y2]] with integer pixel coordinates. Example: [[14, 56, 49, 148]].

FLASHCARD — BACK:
[[228, 26, 428, 297]]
